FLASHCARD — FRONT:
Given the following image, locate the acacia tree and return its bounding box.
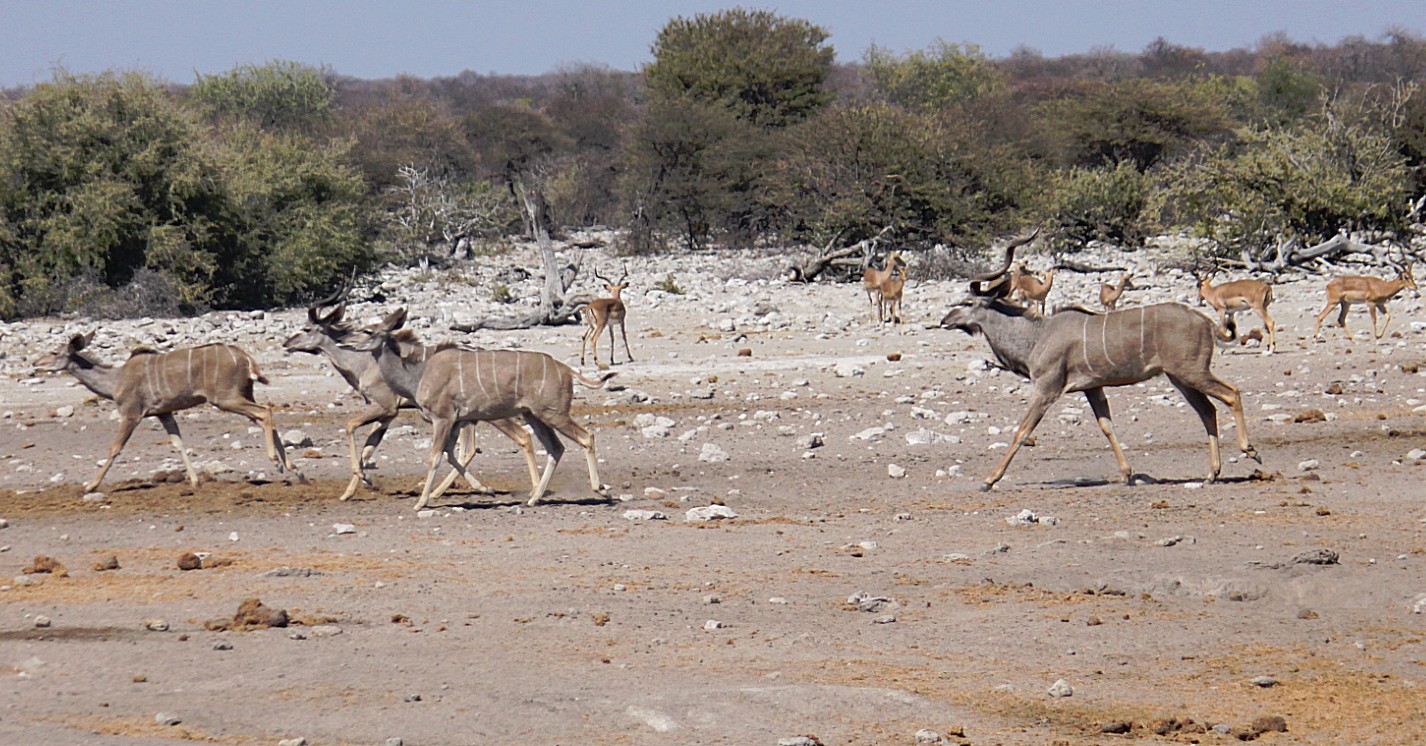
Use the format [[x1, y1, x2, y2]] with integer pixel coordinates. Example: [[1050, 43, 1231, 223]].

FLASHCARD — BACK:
[[643, 8, 833, 128], [863, 40, 1004, 112], [189, 60, 335, 134]]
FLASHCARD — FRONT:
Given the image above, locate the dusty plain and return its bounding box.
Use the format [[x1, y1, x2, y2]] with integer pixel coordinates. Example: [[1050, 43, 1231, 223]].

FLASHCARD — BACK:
[[1, 242, 1424, 745]]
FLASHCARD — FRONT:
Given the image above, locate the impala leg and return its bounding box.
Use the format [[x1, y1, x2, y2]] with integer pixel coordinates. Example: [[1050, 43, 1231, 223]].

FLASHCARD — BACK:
[[415, 418, 456, 510], [605, 322, 618, 365], [157, 414, 200, 487], [1259, 307, 1277, 352], [87, 413, 142, 492], [618, 320, 634, 363], [1337, 303, 1352, 340], [1083, 388, 1133, 483], [1311, 301, 1334, 338], [580, 317, 595, 366], [982, 386, 1060, 491], [590, 318, 609, 369], [1372, 302, 1390, 338], [1167, 377, 1222, 482], [523, 415, 565, 505], [489, 418, 540, 495]]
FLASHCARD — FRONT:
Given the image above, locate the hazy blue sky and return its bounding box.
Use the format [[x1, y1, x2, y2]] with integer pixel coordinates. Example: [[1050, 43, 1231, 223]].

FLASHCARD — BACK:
[[2, 0, 1421, 87]]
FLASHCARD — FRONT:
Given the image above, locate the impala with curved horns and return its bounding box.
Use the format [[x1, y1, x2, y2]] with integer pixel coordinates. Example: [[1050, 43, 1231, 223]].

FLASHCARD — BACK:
[[579, 266, 633, 368]]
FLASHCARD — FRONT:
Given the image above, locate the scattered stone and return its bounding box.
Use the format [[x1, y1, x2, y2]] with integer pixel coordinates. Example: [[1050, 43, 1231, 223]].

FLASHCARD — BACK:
[[33, 615, 51, 628], [1250, 715, 1287, 734], [55, 405, 75, 418], [143, 619, 169, 632], [850, 426, 885, 441], [697, 443, 730, 462], [177, 552, 203, 571], [1249, 675, 1278, 688], [1292, 409, 1327, 423], [278, 739, 308, 746], [777, 737, 823, 746], [847, 591, 898, 613], [887, 463, 907, 479], [155, 712, 182, 726], [914, 728, 943, 744], [703, 619, 726, 630], [833, 362, 865, 378], [282, 429, 313, 448], [1297, 459, 1320, 472], [0, 518, 7, 529], [331, 523, 357, 535], [385, 739, 404, 746], [23, 555, 68, 577], [213, 642, 232, 650], [685, 505, 738, 522], [1006, 509, 1058, 526], [309, 624, 343, 637], [1100, 721, 1132, 734], [796, 432, 824, 450], [91, 554, 120, 572], [736, 347, 752, 357], [1047, 679, 1073, 697], [1407, 448, 1426, 462], [623, 509, 668, 521]]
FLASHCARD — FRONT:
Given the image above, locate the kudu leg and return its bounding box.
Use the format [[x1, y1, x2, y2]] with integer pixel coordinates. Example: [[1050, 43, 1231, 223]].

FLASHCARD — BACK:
[[523, 416, 566, 505], [1181, 373, 1259, 465], [158, 414, 200, 487], [488, 418, 541, 495], [1082, 389, 1133, 484], [341, 405, 395, 501], [86, 414, 142, 492], [981, 388, 1060, 491], [212, 398, 290, 475], [415, 418, 458, 510], [425, 424, 487, 503], [542, 410, 606, 497], [1166, 377, 1223, 482]]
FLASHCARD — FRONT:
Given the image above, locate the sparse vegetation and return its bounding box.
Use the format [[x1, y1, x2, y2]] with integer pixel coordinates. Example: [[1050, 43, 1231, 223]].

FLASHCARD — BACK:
[[3, 22, 1425, 319]]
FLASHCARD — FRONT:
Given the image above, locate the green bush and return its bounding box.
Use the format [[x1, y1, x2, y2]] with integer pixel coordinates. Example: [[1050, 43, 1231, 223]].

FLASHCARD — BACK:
[[1046, 162, 1150, 250]]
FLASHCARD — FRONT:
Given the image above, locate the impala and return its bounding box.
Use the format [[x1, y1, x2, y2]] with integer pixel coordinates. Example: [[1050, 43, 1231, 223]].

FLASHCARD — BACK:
[[1311, 266, 1418, 340], [1099, 273, 1134, 311], [35, 333, 292, 492], [1198, 274, 1277, 352], [878, 268, 906, 328], [1010, 263, 1055, 316], [351, 308, 613, 509], [579, 267, 633, 368], [943, 235, 1259, 491], [863, 252, 906, 321], [283, 296, 539, 502]]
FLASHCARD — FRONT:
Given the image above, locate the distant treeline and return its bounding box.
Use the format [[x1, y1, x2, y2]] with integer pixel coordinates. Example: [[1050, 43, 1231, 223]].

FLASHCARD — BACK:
[[1, 9, 1423, 318]]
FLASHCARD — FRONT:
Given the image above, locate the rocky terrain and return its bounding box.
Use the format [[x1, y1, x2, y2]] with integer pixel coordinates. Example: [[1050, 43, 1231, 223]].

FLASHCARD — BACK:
[[1, 236, 1425, 745]]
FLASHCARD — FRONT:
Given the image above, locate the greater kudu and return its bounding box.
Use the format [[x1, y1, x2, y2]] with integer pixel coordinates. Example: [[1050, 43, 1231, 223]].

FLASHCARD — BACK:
[[941, 233, 1259, 490], [35, 333, 293, 491], [350, 308, 614, 509], [283, 297, 539, 501]]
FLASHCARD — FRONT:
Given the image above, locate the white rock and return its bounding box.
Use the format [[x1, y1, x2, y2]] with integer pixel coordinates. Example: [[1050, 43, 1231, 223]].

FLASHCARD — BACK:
[[1406, 448, 1426, 461], [833, 362, 865, 378], [155, 712, 182, 726], [686, 505, 738, 522], [697, 443, 730, 462], [1298, 459, 1321, 472], [332, 523, 357, 535], [622, 509, 668, 521], [54, 405, 75, 418], [887, 463, 907, 479], [282, 429, 313, 447], [850, 426, 885, 441], [1047, 679, 1073, 698]]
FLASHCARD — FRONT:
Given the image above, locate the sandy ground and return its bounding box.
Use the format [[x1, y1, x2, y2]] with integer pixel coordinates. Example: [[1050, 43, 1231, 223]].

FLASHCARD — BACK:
[[1, 252, 1425, 745]]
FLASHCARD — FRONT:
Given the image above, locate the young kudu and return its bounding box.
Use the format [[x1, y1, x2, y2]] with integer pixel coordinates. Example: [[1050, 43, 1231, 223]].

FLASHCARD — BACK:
[[35, 333, 292, 492], [352, 308, 613, 509], [942, 236, 1259, 491], [1311, 266, 1418, 340], [1198, 274, 1277, 352], [580, 267, 633, 368], [1098, 273, 1134, 311], [283, 299, 539, 501], [863, 252, 906, 322]]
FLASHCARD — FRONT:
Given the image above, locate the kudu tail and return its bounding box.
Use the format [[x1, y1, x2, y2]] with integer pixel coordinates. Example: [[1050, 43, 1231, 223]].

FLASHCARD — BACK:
[[573, 370, 617, 389]]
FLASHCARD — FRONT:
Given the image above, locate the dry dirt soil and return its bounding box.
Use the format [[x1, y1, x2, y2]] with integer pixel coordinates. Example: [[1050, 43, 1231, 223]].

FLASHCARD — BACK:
[[2, 263, 1425, 745]]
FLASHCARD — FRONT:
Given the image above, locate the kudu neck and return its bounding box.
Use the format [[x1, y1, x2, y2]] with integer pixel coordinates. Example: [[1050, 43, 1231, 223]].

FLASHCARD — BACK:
[[65, 353, 119, 400], [374, 338, 426, 400]]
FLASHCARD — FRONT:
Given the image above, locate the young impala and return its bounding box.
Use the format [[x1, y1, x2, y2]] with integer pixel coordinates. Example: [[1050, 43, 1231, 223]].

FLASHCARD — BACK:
[[863, 252, 906, 322], [1099, 273, 1134, 311]]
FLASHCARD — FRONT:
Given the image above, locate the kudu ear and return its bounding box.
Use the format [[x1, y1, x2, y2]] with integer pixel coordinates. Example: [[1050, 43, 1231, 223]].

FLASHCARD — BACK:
[[380, 307, 409, 331], [70, 332, 95, 351]]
